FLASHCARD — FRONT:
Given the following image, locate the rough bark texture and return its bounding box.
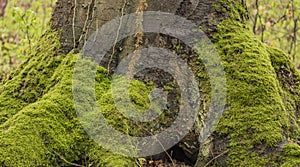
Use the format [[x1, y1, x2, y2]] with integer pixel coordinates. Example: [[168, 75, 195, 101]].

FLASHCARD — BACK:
[[0, 0, 300, 166]]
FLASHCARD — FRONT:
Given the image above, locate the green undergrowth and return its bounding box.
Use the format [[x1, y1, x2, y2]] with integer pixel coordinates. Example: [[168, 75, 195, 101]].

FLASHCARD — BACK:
[[213, 18, 300, 166]]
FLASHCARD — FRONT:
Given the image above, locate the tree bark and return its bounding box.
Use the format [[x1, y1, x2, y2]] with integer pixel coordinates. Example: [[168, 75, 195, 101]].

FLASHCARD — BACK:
[[0, 0, 299, 166]]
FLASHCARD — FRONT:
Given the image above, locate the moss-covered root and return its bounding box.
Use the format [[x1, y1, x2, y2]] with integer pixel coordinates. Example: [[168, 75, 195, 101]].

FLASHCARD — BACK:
[[0, 49, 136, 166], [0, 31, 64, 125], [202, 19, 300, 166]]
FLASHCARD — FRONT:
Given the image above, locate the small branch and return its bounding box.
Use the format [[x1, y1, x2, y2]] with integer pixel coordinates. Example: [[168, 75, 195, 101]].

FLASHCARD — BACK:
[[139, 124, 176, 167], [271, 2, 290, 26], [77, 0, 96, 44], [288, 0, 298, 61], [72, 0, 78, 49], [252, 0, 259, 34], [52, 149, 85, 167], [107, 0, 127, 74], [203, 149, 229, 167]]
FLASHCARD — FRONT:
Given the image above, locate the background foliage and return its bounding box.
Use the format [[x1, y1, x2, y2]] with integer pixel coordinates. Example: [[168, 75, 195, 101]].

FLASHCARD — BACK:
[[0, 0, 55, 82], [248, 0, 300, 66], [0, 0, 299, 81]]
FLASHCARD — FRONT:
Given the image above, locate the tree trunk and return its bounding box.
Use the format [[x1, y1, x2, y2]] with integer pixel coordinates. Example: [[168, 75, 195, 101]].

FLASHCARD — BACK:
[[0, 0, 300, 166], [0, 0, 7, 17]]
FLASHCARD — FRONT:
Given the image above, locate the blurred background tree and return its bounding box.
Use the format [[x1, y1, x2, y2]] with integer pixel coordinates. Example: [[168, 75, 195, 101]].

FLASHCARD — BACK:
[[248, 0, 300, 66], [0, 0, 299, 81]]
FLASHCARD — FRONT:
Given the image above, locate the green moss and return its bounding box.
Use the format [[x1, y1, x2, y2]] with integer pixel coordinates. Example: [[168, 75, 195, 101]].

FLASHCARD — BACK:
[[0, 53, 80, 166], [0, 31, 63, 125], [208, 7, 300, 165], [283, 143, 300, 157], [88, 145, 136, 167], [281, 143, 300, 167], [268, 47, 300, 166], [0, 32, 136, 166], [163, 85, 173, 91], [217, 0, 248, 22], [212, 19, 294, 166], [268, 47, 300, 141], [0, 18, 172, 164], [95, 75, 153, 135], [212, 3, 221, 11]]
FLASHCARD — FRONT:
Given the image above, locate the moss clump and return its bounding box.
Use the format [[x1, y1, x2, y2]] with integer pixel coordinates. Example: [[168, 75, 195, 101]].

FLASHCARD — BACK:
[[0, 52, 84, 166], [268, 47, 300, 141], [217, 0, 248, 22], [0, 31, 137, 166], [0, 31, 63, 125], [211, 19, 300, 166], [280, 143, 300, 167], [96, 76, 153, 133]]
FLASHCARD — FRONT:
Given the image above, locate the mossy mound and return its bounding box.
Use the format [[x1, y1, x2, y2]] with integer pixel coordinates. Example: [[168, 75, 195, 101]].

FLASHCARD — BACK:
[[0, 31, 138, 166], [0, 29, 171, 166], [0, 32, 63, 125], [204, 19, 300, 166]]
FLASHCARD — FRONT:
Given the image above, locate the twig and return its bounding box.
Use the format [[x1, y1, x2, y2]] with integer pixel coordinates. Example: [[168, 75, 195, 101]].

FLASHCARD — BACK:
[[252, 0, 259, 34], [52, 149, 85, 167], [138, 124, 176, 167], [107, 0, 127, 74], [72, 0, 77, 49], [203, 149, 229, 167], [77, 0, 96, 43]]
